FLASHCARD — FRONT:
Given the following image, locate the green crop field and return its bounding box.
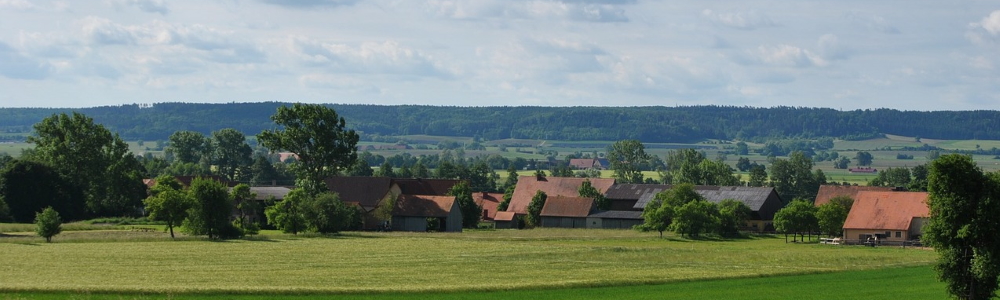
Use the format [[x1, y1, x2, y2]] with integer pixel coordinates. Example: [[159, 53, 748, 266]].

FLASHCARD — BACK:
[[0, 228, 936, 297]]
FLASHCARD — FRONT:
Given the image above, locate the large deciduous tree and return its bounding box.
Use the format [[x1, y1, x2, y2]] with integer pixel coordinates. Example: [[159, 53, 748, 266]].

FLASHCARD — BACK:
[[143, 175, 192, 238], [27, 112, 146, 217], [302, 192, 356, 234], [773, 199, 818, 242], [212, 128, 253, 182], [671, 200, 719, 238], [607, 139, 649, 184], [448, 181, 481, 228], [925, 154, 1000, 300], [855, 151, 874, 166], [525, 190, 547, 228], [266, 188, 308, 235], [637, 183, 703, 237], [816, 195, 852, 237], [258, 104, 359, 193], [769, 151, 820, 204], [0, 160, 85, 222], [167, 131, 211, 164], [183, 177, 239, 239], [717, 199, 752, 237]]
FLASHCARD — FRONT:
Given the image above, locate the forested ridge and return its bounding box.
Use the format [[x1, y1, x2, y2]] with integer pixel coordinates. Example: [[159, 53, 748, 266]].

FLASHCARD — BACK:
[[1, 102, 999, 142]]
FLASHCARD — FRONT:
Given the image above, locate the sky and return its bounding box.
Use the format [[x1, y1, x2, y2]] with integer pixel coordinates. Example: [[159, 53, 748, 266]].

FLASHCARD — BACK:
[[0, 0, 998, 111]]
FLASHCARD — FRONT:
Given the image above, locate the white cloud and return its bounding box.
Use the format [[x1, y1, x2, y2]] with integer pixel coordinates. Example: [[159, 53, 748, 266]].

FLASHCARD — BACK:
[[974, 10, 1000, 35], [745, 44, 827, 67], [0, 42, 54, 80], [845, 11, 900, 34], [258, 0, 359, 9], [701, 9, 777, 30], [0, 0, 35, 10], [79, 17, 266, 64], [428, 0, 629, 23], [816, 34, 850, 60], [289, 37, 454, 78], [111, 0, 169, 15]]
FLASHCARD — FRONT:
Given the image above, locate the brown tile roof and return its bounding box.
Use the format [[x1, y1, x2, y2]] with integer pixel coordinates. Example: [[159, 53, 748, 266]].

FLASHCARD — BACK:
[[508, 176, 615, 214], [494, 211, 518, 222], [843, 191, 929, 231], [324, 176, 394, 209], [540, 196, 595, 218], [392, 195, 456, 218], [814, 185, 895, 207], [569, 158, 597, 169], [473, 192, 503, 220], [394, 178, 461, 196]]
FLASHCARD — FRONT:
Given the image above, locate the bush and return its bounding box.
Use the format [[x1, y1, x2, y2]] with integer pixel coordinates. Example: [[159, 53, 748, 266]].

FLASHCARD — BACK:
[[35, 207, 62, 242]]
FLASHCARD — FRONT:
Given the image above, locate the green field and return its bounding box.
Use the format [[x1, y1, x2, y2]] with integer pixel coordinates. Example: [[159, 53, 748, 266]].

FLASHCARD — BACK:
[[0, 228, 936, 297]]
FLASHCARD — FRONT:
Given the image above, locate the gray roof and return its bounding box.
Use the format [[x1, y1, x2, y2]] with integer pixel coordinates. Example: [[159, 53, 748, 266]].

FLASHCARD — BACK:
[[605, 184, 672, 200], [587, 210, 643, 220]]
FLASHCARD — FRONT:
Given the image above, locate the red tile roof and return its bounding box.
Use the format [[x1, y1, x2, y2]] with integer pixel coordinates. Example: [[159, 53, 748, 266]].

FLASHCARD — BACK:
[[569, 158, 597, 169], [814, 185, 895, 207], [494, 211, 518, 222], [392, 195, 457, 218], [473, 192, 503, 220], [843, 191, 929, 231], [540, 196, 594, 218], [508, 176, 615, 214]]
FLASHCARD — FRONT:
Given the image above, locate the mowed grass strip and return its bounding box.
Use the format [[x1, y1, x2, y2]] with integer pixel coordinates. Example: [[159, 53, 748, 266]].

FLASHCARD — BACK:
[[0, 229, 935, 294], [0, 266, 946, 300]]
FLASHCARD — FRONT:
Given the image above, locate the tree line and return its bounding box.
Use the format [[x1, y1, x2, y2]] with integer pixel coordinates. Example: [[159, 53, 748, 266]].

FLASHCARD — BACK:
[[3, 103, 1000, 142]]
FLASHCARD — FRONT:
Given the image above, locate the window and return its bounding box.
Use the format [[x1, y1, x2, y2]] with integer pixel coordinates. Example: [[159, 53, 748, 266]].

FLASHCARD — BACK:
[[895, 231, 901, 238]]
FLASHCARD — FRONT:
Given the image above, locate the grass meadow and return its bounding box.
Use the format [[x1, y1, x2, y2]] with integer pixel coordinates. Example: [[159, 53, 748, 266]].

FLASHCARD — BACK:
[[0, 228, 937, 298]]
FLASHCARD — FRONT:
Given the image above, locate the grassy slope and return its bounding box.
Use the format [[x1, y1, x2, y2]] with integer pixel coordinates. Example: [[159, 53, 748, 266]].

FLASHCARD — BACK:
[[0, 229, 934, 294]]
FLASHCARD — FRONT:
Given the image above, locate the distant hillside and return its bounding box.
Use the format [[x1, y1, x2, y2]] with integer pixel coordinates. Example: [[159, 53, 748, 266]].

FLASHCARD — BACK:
[[1, 103, 999, 143]]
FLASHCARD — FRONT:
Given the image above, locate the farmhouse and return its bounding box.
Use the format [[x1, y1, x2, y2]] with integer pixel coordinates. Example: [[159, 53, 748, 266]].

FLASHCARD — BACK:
[[627, 185, 783, 231], [473, 192, 503, 221], [568, 158, 610, 170], [507, 176, 615, 214], [842, 191, 929, 243], [813, 185, 895, 207], [493, 211, 520, 229], [539, 196, 594, 228], [391, 195, 462, 232], [324, 177, 461, 230]]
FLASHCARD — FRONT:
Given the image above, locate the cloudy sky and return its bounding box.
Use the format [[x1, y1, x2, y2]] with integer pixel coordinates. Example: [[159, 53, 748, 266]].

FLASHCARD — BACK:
[[0, 0, 998, 110]]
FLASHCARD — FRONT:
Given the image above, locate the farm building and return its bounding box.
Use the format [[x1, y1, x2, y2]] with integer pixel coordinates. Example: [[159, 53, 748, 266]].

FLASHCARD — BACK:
[[324, 177, 462, 230], [539, 196, 595, 228], [813, 185, 896, 207], [507, 176, 615, 214], [391, 195, 462, 232], [842, 191, 929, 244], [604, 184, 663, 211], [626, 185, 783, 232], [473, 192, 503, 221], [586, 210, 644, 229], [568, 158, 610, 170], [493, 211, 521, 229]]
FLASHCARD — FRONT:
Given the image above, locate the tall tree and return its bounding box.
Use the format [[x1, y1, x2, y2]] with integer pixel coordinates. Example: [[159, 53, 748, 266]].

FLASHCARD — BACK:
[[212, 128, 253, 182], [607, 139, 649, 184], [375, 162, 396, 178], [717, 199, 752, 237], [925, 154, 1000, 300], [167, 131, 211, 164], [230, 183, 260, 235], [578, 179, 609, 210], [183, 177, 239, 239], [257, 104, 359, 193], [855, 151, 874, 166], [671, 200, 719, 238], [748, 164, 768, 187], [27, 112, 146, 216], [449, 181, 481, 228], [816, 195, 852, 237], [502, 165, 520, 190], [497, 185, 514, 212], [769, 151, 820, 203], [144, 176, 192, 238], [0, 160, 85, 222], [637, 183, 704, 237], [525, 190, 547, 228]]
